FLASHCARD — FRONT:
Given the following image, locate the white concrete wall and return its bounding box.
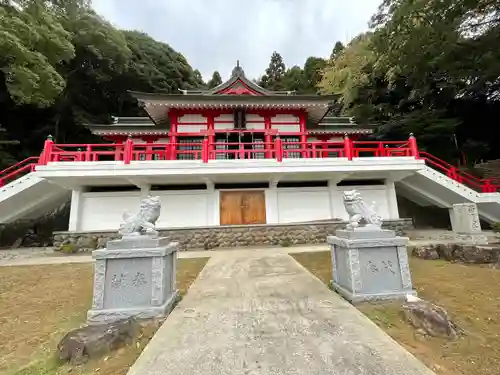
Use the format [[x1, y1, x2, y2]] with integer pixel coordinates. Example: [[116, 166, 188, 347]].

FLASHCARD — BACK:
[[79, 191, 142, 231], [214, 114, 233, 130], [267, 184, 395, 224], [75, 183, 398, 231], [178, 114, 206, 133], [177, 124, 205, 133], [271, 114, 300, 133], [78, 190, 212, 231], [276, 188, 331, 223]]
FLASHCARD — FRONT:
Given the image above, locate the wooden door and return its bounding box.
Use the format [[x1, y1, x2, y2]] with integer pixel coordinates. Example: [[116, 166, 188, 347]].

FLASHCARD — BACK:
[[219, 190, 266, 225], [220, 191, 244, 225], [241, 191, 266, 224]]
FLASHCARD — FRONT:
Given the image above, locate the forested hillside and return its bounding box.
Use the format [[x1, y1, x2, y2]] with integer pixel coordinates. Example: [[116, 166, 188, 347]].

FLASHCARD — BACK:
[[0, 0, 204, 168], [257, 0, 500, 166]]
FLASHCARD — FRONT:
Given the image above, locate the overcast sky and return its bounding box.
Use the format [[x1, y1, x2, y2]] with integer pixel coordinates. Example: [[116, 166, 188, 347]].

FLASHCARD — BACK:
[[92, 0, 381, 81]]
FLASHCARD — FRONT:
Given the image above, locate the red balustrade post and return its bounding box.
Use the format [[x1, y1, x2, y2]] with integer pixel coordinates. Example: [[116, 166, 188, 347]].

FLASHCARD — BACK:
[[202, 138, 209, 163], [482, 179, 495, 193], [408, 133, 419, 158], [275, 137, 283, 162], [85, 145, 92, 162], [264, 116, 272, 158], [123, 137, 133, 164], [343, 135, 353, 160], [39, 135, 54, 165]]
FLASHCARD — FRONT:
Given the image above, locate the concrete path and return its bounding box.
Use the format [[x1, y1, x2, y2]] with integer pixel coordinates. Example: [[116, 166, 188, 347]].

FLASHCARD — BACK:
[[0, 240, 440, 267], [127, 252, 434, 375], [0, 244, 329, 267]]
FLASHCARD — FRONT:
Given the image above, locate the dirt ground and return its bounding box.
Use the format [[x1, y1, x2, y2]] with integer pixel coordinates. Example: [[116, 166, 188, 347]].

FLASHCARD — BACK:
[[0, 257, 208, 375], [291, 251, 500, 375]]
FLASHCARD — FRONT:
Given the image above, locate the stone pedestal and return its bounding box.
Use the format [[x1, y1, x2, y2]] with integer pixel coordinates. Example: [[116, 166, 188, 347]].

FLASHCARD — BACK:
[[327, 228, 416, 303], [449, 203, 487, 244], [87, 236, 179, 324]]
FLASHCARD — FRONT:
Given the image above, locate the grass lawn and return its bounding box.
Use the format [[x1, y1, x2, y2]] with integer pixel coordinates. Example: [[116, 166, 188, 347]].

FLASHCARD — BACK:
[[291, 251, 500, 375], [0, 257, 209, 375]]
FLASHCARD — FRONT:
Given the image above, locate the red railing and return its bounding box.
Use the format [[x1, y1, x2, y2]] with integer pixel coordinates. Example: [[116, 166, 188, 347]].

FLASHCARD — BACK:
[[419, 152, 500, 192], [1, 134, 500, 193], [0, 157, 38, 187]]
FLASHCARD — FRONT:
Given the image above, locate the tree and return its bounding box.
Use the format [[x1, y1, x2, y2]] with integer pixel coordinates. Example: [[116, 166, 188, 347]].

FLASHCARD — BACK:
[[368, 0, 500, 162], [330, 41, 345, 61], [260, 51, 286, 91], [0, 2, 203, 167], [0, 1, 75, 107], [282, 66, 306, 93], [319, 33, 376, 112], [303, 56, 326, 94], [207, 71, 222, 89], [193, 69, 205, 88]]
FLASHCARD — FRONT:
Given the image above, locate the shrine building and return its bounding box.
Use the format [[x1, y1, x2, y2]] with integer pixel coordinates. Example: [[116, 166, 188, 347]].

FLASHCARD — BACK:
[[1, 62, 499, 233]]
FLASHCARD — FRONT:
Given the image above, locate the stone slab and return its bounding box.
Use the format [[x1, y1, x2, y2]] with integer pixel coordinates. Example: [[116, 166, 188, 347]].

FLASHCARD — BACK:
[[87, 290, 179, 324], [92, 241, 178, 259], [106, 236, 171, 250], [453, 233, 488, 245], [327, 234, 409, 248], [336, 228, 396, 240], [328, 233, 415, 303], [332, 282, 416, 303], [87, 239, 178, 324], [450, 203, 482, 234], [126, 253, 435, 375]]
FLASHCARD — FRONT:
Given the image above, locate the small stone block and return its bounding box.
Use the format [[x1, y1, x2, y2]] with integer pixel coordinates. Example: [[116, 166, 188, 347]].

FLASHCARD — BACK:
[[336, 228, 396, 240], [329, 231, 416, 303], [87, 237, 179, 324], [106, 236, 171, 250]]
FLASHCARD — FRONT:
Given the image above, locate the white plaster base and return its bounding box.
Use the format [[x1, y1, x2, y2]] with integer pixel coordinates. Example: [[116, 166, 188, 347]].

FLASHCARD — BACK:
[[86, 236, 179, 324], [453, 233, 488, 245], [328, 228, 417, 303], [87, 290, 179, 323]]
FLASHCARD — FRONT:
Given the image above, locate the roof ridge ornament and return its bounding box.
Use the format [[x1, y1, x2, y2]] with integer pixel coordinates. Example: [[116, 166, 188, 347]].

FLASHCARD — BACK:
[[231, 60, 245, 77]]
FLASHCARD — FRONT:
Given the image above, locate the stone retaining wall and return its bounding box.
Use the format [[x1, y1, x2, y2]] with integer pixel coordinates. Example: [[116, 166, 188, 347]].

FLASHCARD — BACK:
[[53, 219, 413, 252], [412, 243, 500, 264]]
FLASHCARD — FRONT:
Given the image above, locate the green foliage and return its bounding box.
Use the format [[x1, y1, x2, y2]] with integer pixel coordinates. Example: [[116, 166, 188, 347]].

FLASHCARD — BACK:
[[0, 2, 75, 107], [259, 51, 286, 91], [59, 243, 77, 253], [491, 223, 500, 233], [316, 0, 500, 164], [207, 71, 222, 89], [0, 3, 203, 167], [330, 41, 345, 61]]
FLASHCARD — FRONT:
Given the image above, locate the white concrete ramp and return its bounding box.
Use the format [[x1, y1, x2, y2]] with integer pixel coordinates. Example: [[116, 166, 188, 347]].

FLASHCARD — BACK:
[[127, 252, 434, 375], [397, 165, 500, 224], [0, 173, 70, 223]]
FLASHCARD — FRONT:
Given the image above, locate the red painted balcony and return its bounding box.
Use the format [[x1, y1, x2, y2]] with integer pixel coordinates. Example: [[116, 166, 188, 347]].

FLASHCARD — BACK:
[[1, 135, 500, 193]]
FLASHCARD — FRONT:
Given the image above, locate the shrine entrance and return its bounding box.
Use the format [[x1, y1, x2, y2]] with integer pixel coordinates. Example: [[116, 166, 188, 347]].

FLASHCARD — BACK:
[[215, 132, 265, 159], [219, 190, 267, 225]]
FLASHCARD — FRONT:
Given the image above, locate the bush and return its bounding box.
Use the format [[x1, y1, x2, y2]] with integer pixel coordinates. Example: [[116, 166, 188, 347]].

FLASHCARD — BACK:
[[59, 243, 78, 254], [491, 223, 500, 233], [280, 238, 292, 247]]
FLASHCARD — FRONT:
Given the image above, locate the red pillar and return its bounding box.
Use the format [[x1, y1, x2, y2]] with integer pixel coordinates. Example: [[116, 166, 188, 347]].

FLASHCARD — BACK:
[[264, 115, 272, 159], [298, 112, 307, 158], [142, 135, 160, 160], [275, 136, 283, 162], [169, 110, 179, 160], [206, 113, 215, 160], [343, 135, 353, 160], [408, 133, 419, 158], [123, 137, 134, 164], [39, 135, 54, 165]]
